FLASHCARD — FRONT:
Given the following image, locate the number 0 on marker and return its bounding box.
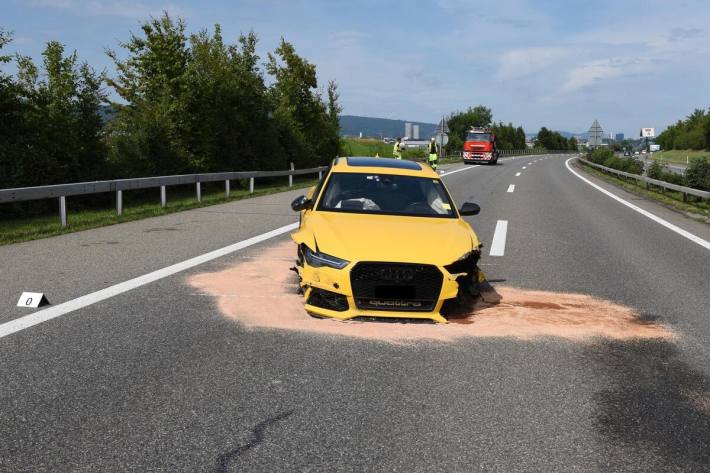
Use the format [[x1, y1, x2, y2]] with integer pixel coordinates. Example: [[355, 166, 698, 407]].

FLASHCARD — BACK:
[[16, 292, 49, 308]]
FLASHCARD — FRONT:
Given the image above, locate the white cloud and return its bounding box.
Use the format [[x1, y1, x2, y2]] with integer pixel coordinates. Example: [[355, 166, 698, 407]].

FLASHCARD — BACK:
[[562, 57, 650, 92], [497, 46, 570, 80]]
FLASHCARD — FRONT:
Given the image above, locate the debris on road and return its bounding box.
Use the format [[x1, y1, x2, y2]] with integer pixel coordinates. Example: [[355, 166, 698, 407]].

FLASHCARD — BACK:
[[188, 241, 675, 343]]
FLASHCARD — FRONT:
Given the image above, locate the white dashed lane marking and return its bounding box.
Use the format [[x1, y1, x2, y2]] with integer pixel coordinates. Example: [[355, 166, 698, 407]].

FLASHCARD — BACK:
[[489, 220, 509, 257], [507, 184, 515, 193]]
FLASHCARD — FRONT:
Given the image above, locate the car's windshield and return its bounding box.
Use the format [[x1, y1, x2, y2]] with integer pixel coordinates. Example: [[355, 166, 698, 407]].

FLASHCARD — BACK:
[[466, 133, 491, 142], [317, 173, 456, 218]]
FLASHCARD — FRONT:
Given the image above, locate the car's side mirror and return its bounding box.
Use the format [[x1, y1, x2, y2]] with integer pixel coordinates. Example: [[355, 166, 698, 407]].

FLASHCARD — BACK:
[[458, 202, 480, 216], [291, 195, 312, 212]]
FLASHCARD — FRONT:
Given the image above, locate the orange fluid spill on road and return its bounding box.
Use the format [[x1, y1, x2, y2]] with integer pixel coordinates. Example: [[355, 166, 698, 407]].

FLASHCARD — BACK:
[[187, 241, 675, 343]]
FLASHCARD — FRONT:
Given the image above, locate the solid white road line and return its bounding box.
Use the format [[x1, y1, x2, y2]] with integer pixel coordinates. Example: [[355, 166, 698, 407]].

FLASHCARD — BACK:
[[507, 184, 515, 193], [515, 172, 521, 177], [440, 165, 479, 177], [565, 158, 710, 251], [489, 220, 508, 256], [0, 222, 300, 340]]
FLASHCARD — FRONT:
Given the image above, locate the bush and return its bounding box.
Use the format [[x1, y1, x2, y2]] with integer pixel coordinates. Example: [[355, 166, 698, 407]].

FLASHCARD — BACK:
[[686, 157, 710, 191], [624, 159, 644, 175], [594, 152, 644, 175], [588, 147, 614, 164], [647, 160, 666, 180]]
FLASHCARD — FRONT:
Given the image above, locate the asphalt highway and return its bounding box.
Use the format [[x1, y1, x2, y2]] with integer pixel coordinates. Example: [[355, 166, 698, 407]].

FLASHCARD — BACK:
[[1, 154, 709, 472]]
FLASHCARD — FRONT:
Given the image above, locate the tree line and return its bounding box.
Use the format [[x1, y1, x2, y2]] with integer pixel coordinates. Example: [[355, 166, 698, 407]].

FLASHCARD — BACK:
[[534, 127, 578, 151], [444, 105, 577, 152], [655, 108, 710, 151], [0, 14, 340, 190]]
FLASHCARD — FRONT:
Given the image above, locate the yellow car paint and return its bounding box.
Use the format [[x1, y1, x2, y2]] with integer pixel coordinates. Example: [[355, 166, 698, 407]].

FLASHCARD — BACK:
[[291, 157, 483, 324]]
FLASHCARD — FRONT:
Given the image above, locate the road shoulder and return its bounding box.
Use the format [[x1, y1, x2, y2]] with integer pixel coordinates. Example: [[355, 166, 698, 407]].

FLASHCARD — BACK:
[[571, 158, 710, 244]]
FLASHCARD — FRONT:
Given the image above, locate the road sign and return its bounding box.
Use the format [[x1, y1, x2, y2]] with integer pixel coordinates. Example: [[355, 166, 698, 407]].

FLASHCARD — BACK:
[[435, 133, 449, 146], [588, 119, 604, 147]]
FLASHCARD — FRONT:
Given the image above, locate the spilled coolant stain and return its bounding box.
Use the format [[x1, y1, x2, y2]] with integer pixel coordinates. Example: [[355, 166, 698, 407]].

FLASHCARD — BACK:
[[187, 241, 675, 343]]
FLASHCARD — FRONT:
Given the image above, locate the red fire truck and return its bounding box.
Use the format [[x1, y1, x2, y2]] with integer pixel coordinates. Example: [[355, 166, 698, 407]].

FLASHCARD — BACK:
[[462, 127, 499, 165]]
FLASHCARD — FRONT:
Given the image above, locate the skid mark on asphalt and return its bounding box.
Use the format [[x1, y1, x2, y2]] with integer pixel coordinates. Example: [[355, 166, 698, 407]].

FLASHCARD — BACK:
[[188, 241, 674, 343], [587, 340, 710, 470], [215, 410, 293, 473]]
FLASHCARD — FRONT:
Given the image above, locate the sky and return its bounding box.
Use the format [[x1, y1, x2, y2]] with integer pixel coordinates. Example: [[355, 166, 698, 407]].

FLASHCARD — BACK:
[[2, 0, 710, 137]]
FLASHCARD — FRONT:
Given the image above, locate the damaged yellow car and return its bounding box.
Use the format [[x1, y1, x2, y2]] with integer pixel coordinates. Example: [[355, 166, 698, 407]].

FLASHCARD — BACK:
[[290, 157, 483, 323]]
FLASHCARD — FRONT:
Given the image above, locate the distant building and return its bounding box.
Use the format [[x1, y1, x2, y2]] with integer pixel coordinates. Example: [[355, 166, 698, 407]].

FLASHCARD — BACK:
[[412, 124, 420, 140], [404, 122, 413, 139], [615, 133, 624, 141]]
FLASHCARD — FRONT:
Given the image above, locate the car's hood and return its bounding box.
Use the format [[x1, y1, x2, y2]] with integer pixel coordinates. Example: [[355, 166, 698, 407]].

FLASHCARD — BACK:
[[302, 211, 479, 266]]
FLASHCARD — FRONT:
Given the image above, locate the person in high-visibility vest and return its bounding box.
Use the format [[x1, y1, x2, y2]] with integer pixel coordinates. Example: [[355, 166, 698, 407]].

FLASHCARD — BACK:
[[393, 138, 403, 159], [428, 137, 439, 170]]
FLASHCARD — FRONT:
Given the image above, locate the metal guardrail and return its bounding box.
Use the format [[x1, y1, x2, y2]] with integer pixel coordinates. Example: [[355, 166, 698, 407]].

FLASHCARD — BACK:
[[0, 163, 328, 227], [577, 157, 710, 201]]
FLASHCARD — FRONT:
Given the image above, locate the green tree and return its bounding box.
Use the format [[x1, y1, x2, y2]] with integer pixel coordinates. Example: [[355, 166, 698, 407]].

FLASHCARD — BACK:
[[535, 127, 571, 150], [7, 40, 107, 187], [0, 29, 27, 189], [107, 13, 191, 176], [491, 122, 526, 150], [182, 28, 280, 171], [656, 108, 710, 151], [266, 38, 339, 167]]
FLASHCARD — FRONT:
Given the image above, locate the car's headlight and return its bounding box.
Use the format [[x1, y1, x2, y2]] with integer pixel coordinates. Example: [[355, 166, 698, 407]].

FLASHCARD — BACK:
[[304, 247, 350, 269]]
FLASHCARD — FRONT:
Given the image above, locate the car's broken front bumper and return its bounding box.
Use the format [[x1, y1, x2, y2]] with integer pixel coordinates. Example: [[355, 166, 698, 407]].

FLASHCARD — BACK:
[[297, 261, 462, 324]]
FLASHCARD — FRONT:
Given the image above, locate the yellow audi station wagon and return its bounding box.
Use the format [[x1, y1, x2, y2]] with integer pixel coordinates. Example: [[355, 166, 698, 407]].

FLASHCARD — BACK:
[[291, 157, 483, 323]]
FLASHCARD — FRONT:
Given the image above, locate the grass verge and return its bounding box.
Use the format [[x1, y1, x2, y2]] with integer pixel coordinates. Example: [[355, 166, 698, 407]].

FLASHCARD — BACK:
[[0, 177, 318, 246], [576, 161, 710, 223], [649, 149, 709, 165]]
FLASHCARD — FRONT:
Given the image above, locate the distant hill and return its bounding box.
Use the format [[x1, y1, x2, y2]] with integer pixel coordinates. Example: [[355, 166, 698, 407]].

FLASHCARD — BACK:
[[339, 115, 438, 139]]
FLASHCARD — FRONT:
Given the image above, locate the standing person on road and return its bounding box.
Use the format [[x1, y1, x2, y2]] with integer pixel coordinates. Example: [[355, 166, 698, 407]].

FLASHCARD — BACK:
[[393, 138, 403, 160], [428, 137, 439, 170]]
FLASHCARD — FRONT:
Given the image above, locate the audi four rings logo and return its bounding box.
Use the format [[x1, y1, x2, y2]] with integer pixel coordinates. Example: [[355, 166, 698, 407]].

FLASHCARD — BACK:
[[376, 267, 415, 282]]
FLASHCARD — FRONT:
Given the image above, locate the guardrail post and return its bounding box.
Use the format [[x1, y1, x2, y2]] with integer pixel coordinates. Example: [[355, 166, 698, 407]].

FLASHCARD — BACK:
[[249, 177, 254, 194], [160, 186, 166, 207], [196, 181, 201, 202], [116, 190, 123, 216], [289, 162, 294, 187], [683, 192, 688, 202], [225, 180, 230, 198], [59, 196, 67, 227], [318, 170, 323, 180]]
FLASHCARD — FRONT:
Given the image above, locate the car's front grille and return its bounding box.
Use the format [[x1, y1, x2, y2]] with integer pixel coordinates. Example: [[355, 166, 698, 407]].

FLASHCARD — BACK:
[[350, 262, 443, 312]]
